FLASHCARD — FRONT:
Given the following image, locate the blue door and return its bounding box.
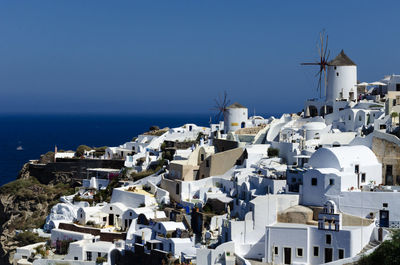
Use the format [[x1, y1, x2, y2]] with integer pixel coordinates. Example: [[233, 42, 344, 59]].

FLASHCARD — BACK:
[[379, 210, 389, 227]]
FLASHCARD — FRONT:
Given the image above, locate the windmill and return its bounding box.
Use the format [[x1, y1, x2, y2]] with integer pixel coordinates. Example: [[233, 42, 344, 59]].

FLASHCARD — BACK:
[[301, 30, 330, 99], [211, 91, 230, 122]]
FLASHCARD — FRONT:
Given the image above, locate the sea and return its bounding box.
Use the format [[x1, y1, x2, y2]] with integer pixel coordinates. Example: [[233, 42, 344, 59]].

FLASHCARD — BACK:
[[0, 112, 278, 187], [0, 113, 212, 186]]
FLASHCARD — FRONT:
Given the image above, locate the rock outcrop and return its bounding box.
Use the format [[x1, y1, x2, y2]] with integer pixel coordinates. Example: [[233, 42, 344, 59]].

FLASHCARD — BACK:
[[0, 163, 74, 265]]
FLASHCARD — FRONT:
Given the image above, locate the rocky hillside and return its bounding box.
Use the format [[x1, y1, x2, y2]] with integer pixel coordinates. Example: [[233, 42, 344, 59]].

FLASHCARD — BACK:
[[0, 163, 74, 265]]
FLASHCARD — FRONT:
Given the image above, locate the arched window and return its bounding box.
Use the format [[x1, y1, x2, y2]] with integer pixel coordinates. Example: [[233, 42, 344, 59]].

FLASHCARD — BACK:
[[241, 122, 245, 128]]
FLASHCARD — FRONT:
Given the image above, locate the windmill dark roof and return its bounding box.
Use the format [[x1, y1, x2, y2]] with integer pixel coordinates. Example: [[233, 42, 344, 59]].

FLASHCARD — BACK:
[[328, 50, 356, 66], [227, 102, 246, 109]]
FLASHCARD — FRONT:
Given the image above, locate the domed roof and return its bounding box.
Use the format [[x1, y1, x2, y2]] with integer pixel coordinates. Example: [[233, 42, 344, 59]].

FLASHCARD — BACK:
[[227, 102, 246, 109], [309, 145, 379, 170], [301, 122, 326, 130], [328, 50, 356, 66]]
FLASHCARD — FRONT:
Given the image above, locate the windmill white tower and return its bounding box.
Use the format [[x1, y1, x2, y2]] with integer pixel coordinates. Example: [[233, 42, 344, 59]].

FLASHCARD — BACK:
[[326, 50, 357, 102], [224, 102, 248, 133]]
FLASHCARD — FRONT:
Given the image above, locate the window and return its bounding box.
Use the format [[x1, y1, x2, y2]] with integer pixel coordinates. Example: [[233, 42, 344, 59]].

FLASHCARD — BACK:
[[274, 246, 279, 255], [334, 66, 337, 70], [348, 115, 351, 120], [359, 115, 362, 121], [176, 183, 180, 195], [383, 203, 388, 208], [355, 165, 359, 174], [326, 234, 332, 244], [338, 249, 344, 259], [110, 207, 113, 210], [386, 165, 393, 176], [86, 252, 92, 261], [297, 248, 303, 257], [98, 253, 101, 258], [74, 257, 78, 261], [80, 213, 83, 218], [313, 246, 319, 257], [361, 173, 366, 183], [329, 179, 334, 186], [396, 176, 400, 185], [311, 178, 318, 186], [201, 154, 204, 161], [130, 212, 132, 217], [103, 217, 107, 222], [396, 83, 400, 91], [336, 72, 339, 77], [206, 160, 210, 167]]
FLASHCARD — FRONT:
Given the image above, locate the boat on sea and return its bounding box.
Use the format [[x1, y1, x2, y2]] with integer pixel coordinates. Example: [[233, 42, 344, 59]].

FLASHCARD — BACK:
[[16, 146, 23, 151]]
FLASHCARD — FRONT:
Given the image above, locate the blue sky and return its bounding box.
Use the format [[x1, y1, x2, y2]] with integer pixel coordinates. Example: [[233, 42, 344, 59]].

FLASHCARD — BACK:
[[0, 1, 399, 115]]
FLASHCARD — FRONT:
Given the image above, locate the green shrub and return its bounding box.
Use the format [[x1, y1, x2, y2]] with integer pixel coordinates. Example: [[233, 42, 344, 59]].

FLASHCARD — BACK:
[[149, 125, 160, 131], [75, 145, 92, 157], [96, 256, 107, 264], [14, 231, 46, 247], [268, 147, 279, 157], [357, 230, 400, 265]]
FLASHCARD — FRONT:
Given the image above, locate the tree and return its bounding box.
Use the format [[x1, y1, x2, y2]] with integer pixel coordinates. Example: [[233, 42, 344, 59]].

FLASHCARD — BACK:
[[268, 147, 279, 157], [149, 125, 160, 131], [75, 145, 92, 157], [391, 112, 399, 126]]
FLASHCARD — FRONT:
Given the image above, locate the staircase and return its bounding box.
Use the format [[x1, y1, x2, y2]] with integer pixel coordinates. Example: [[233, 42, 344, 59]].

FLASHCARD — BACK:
[[359, 240, 380, 254]]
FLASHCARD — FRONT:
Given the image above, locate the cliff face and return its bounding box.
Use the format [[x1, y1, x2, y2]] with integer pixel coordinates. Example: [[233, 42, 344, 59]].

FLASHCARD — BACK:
[[0, 164, 74, 265]]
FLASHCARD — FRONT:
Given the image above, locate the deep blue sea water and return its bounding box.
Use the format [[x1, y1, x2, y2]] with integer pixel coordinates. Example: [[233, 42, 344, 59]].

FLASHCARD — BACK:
[[0, 113, 211, 186]]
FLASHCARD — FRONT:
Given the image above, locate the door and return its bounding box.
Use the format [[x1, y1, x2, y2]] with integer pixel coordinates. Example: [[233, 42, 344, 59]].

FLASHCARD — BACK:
[[325, 248, 333, 263], [379, 210, 389, 227], [284, 247, 291, 264], [109, 214, 114, 226]]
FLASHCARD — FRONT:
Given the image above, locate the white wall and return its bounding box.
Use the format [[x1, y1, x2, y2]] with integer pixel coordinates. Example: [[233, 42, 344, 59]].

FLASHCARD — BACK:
[[327, 65, 357, 102]]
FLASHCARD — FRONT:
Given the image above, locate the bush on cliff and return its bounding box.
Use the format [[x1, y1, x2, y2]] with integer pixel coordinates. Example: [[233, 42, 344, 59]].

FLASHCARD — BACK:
[[14, 231, 46, 247], [75, 145, 92, 157], [0, 177, 74, 231], [357, 230, 400, 265]]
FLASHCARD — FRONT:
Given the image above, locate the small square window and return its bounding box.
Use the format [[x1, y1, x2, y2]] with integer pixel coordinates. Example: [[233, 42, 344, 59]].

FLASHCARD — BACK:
[[110, 207, 113, 210], [296, 248, 303, 257], [355, 165, 359, 174], [329, 179, 334, 185], [313, 246, 319, 257], [383, 203, 388, 208], [338, 249, 344, 259], [274, 246, 278, 255], [312, 178, 318, 186], [326, 234, 332, 244]]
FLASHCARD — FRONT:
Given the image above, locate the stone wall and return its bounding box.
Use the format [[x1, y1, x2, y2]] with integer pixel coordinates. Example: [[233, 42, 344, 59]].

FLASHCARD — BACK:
[[372, 132, 400, 185], [28, 158, 124, 184], [58, 223, 126, 242]]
